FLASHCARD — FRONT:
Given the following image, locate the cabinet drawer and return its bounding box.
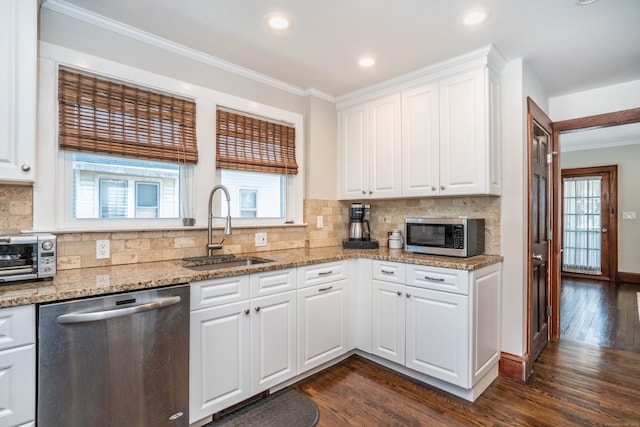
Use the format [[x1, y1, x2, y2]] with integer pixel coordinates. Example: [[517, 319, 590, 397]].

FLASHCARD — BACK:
[[190, 276, 250, 310], [0, 305, 35, 351], [297, 261, 347, 288], [406, 265, 469, 295], [250, 268, 296, 298], [372, 260, 405, 284]]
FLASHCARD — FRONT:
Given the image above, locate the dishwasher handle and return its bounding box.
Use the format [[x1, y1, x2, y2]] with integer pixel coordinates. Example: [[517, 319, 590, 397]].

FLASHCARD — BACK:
[[56, 296, 182, 324]]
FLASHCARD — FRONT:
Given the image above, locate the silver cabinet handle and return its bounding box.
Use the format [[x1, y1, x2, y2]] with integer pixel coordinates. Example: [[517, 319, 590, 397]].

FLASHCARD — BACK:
[[57, 296, 181, 324], [21, 164, 31, 172], [381, 269, 394, 275], [319, 286, 333, 292], [318, 270, 333, 276], [424, 276, 445, 282]]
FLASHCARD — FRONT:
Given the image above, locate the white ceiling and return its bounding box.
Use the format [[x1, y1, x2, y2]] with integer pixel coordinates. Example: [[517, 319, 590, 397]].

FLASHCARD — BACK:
[[42, 0, 640, 99]]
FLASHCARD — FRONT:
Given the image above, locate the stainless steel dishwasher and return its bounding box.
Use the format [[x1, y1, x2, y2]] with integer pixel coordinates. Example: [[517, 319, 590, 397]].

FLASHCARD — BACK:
[[37, 284, 190, 427]]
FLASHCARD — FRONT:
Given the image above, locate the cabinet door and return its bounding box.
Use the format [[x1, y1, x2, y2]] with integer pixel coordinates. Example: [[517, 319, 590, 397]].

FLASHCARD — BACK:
[[438, 69, 487, 196], [0, 345, 35, 427], [371, 280, 405, 364], [297, 279, 348, 373], [401, 83, 440, 196], [251, 291, 297, 393], [338, 104, 368, 199], [189, 300, 251, 422], [368, 94, 402, 198], [0, 0, 36, 182], [405, 286, 469, 388]]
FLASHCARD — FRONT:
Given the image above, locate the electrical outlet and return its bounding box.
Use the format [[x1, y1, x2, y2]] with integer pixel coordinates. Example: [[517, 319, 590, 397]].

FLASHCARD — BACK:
[[317, 215, 324, 229], [96, 240, 110, 259], [255, 232, 267, 247], [96, 274, 110, 287]]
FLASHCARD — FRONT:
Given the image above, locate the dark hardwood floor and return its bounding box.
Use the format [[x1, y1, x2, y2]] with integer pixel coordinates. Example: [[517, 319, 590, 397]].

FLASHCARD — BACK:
[[290, 277, 640, 426], [293, 344, 640, 426], [560, 276, 640, 353]]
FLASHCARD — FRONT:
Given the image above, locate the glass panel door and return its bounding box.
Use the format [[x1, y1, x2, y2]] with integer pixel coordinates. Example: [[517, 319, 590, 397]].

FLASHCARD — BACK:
[[562, 176, 602, 274]]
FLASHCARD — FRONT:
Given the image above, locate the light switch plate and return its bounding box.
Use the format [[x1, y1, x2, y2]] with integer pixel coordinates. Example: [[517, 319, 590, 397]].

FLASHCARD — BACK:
[[317, 215, 324, 229], [622, 211, 636, 220]]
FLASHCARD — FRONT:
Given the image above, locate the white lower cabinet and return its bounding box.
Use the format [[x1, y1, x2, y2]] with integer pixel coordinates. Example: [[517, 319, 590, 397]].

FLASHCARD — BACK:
[[0, 305, 35, 427], [370, 260, 501, 395], [189, 270, 296, 424], [297, 261, 349, 374], [405, 286, 468, 387]]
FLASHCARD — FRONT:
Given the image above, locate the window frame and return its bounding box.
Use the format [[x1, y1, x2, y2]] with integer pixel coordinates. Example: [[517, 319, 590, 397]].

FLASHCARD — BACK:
[[34, 43, 304, 232]]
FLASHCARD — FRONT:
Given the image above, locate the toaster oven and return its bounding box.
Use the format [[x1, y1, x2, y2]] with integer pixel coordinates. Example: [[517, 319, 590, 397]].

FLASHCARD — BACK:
[[0, 234, 57, 283]]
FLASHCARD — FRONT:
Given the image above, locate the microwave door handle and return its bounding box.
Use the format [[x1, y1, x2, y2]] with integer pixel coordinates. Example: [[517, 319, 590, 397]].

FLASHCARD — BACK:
[[56, 296, 181, 324]]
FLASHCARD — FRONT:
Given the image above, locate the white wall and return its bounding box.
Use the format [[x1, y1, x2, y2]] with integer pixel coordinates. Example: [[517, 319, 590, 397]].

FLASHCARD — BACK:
[[304, 95, 338, 199], [549, 79, 640, 120], [500, 58, 549, 358]]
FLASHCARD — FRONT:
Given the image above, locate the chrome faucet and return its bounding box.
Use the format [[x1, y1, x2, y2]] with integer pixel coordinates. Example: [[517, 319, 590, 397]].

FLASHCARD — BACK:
[[207, 184, 232, 257]]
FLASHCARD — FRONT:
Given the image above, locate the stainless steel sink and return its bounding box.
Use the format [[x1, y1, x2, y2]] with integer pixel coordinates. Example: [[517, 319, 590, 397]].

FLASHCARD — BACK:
[[183, 256, 274, 271]]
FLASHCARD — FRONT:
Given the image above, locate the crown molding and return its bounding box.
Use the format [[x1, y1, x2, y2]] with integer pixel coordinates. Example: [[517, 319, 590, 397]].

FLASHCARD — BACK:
[[304, 88, 336, 103], [41, 0, 307, 97]]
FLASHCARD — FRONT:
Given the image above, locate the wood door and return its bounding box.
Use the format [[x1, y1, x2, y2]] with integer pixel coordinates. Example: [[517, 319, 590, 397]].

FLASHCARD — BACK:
[[561, 166, 618, 281], [528, 98, 554, 363]]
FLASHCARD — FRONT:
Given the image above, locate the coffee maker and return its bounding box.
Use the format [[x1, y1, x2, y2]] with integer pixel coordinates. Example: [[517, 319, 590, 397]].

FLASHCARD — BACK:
[[343, 203, 379, 249]]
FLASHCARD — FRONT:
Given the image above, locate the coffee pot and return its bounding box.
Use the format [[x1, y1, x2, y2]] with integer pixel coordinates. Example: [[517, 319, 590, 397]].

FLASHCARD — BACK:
[[349, 203, 369, 240], [343, 203, 379, 249]]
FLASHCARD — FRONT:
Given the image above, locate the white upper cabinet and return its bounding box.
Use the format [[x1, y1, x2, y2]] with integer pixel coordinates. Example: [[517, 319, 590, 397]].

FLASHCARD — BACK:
[[339, 45, 504, 199], [338, 94, 402, 199], [401, 82, 440, 197], [0, 0, 37, 183]]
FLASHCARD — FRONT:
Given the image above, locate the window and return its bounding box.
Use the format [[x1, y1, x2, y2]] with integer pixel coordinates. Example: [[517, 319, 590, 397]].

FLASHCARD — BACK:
[[58, 67, 197, 223], [216, 108, 297, 221], [239, 189, 258, 218]]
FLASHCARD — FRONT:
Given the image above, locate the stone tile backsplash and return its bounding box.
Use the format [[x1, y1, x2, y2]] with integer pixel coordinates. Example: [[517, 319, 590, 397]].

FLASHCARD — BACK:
[[0, 182, 501, 269]]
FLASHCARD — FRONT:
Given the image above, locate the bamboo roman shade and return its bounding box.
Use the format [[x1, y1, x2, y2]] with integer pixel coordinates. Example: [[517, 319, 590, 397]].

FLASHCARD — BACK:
[[216, 108, 298, 175], [58, 67, 198, 164]]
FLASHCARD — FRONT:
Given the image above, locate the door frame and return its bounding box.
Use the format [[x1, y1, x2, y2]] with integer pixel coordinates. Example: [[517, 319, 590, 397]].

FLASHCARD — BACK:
[[560, 165, 618, 281], [548, 107, 640, 341]]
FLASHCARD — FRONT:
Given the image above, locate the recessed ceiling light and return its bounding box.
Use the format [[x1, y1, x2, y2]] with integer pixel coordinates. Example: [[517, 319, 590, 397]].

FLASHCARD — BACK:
[[462, 8, 491, 26], [265, 13, 293, 31], [358, 57, 375, 67], [576, 0, 598, 4]]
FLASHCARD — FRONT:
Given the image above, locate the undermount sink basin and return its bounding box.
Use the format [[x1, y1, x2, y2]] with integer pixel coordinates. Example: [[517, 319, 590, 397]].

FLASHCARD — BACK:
[[183, 255, 274, 271]]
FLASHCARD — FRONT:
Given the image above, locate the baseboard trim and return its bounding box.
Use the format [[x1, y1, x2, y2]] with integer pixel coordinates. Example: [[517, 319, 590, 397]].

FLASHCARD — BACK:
[[617, 272, 640, 284], [499, 352, 531, 382]]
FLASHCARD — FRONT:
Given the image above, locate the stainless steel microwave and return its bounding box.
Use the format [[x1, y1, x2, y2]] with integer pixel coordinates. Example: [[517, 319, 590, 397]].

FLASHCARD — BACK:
[[405, 218, 484, 257]]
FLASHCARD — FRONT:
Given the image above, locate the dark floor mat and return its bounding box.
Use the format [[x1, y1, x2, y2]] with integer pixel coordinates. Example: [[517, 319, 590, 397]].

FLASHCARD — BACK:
[[205, 387, 319, 427]]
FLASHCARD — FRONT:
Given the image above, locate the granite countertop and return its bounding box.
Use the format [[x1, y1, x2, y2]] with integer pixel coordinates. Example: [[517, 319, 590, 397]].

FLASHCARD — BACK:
[[0, 246, 502, 308]]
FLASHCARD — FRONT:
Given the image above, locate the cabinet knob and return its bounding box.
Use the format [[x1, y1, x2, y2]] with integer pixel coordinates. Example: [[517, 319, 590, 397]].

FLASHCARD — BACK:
[[244, 309, 250, 315], [397, 291, 402, 296], [406, 293, 411, 298], [440, 185, 445, 190], [255, 306, 261, 312], [362, 190, 366, 195], [369, 191, 373, 195], [431, 186, 436, 191], [21, 164, 31, 172]]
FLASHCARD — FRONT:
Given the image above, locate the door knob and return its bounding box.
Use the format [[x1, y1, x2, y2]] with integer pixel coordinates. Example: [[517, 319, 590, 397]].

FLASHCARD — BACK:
[[602, 228, 608, 233], [533, 254, 543, 261]]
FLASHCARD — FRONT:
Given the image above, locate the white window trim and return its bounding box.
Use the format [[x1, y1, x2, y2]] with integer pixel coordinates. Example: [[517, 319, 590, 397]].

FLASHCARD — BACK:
[[34, 42, 304, 232]]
